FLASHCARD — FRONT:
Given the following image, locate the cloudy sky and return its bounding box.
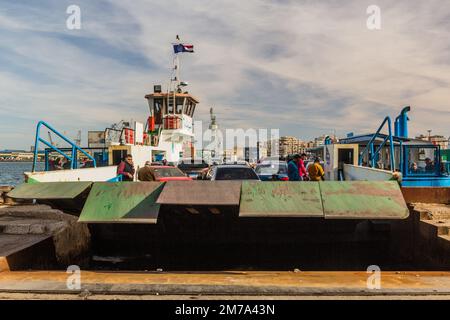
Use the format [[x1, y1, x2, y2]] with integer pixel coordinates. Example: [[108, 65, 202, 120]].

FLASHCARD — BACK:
[[0, 0, 449, 150]]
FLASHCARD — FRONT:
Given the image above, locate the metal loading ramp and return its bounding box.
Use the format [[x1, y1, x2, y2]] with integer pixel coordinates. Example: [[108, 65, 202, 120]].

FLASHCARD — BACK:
[[320, 181, 409, 219], [78, 182, 164, 224], [156, 181, 241, 206], [156, 181, 241, 216], [239, 181, 409, 219], [7, 182, 92, 200], [239, 181, 324, 217]]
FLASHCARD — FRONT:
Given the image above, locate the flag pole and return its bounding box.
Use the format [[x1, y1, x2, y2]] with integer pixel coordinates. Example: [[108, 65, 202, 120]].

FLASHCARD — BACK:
[[174, 36, 180, 115]]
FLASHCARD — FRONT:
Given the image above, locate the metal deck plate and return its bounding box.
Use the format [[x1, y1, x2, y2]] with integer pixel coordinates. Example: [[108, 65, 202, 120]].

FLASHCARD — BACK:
[[320, 181, 409, 219], [78, 182, 164, 224], [7, 182, 92, 200], [239, 181, 324, 217], [156, 181, 241, 205]]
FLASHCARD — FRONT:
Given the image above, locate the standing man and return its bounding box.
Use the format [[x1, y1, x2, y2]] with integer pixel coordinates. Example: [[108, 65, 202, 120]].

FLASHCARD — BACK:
[[308, 158, 325, 181], [425, 158, 434, 173], [117, 154, 135, 181], [138, 161, 156, 181], [288, 154, 301, 181]]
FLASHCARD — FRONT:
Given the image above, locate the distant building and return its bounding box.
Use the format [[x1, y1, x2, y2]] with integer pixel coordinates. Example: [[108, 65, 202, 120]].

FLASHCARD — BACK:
[[279, 136, 296, 156], [416, 134, 449, 150], [267, 136, 307, 158], [267, 139, 279, 157], [267, 134, 338, 158]]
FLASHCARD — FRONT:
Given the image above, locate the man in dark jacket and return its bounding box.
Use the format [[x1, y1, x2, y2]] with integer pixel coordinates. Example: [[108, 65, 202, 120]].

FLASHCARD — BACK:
[[117, 154, 135, 181], [288, 154, 301, 181], [138, 161, 156, 181]]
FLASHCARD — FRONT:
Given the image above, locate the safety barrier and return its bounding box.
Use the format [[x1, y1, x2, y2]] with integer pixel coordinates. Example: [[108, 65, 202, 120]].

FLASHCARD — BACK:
[[32, 121, 96, 172]]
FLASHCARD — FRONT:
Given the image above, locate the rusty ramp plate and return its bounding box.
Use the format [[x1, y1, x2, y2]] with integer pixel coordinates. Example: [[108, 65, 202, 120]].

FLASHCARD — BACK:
[[7, 182, 92, 200], [78, 182, 164, 224], [156, 181, 241, 206], [320, 181, 409, 219], [239, 181, 324, 217]]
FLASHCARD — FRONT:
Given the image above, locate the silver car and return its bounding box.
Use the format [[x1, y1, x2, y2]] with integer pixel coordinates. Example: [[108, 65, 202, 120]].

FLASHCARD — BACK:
[[207, 164, 260, 181]]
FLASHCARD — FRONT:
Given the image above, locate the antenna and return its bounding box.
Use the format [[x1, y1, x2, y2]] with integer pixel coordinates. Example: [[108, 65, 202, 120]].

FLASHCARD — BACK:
[[74, 130, 81, 146], [47, 131, 54, 146], [173, 35, 181, 86], [209, 107, 217, 130]]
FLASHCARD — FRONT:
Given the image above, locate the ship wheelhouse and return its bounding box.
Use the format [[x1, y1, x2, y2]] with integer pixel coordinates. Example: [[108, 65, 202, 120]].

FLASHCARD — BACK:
[[145, 88, 198, 134], [144, 86, 199, 160]]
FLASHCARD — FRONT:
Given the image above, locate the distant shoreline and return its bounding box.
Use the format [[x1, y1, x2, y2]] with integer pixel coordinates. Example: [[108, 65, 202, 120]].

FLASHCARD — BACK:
[[0, 160, 42, 163]]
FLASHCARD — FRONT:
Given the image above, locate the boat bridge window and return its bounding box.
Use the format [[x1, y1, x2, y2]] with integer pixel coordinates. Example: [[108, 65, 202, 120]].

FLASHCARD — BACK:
[[153, 98, 163, 124], [185, 101, 192, 116], [175, 98, 184, 114], [406, 145, 439, 176], [189, 103, 196, 117], [167, 97, 174, 114], [184, 101, 195, 117]]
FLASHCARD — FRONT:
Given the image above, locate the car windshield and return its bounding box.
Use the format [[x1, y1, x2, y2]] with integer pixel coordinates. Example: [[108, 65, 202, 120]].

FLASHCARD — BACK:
[[255, 163, 287, 175], [152, 167, 185, 178], [215, 167, 259, 180]]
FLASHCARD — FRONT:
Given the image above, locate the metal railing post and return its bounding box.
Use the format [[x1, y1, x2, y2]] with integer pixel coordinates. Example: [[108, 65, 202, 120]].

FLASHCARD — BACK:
[[358, 116, 395, 171], [387, 117, 395, 170], [32, 121, 42, 172], [72, 146, 76, 169]]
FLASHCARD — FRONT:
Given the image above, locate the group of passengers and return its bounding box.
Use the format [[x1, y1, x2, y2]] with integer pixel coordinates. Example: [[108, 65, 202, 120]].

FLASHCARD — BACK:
[[410, 158, 448, 175], [287, 153, 325, 181], [49, 157, 93, 171], [116, 154, 169, 181]]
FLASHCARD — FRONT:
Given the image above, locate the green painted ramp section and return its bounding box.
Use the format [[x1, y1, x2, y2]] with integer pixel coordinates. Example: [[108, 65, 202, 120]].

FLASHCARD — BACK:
[[7, 182, 92, 200], [320, 181, 409, 219], [157, 181, 241, 205], [239, 181, 324, 217], [78, 182, 164, 224]]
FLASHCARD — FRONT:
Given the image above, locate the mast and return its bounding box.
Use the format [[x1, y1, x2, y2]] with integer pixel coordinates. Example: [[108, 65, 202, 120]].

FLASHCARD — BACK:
[[168, 35, 182, 115], [174, 35, 181, 87]]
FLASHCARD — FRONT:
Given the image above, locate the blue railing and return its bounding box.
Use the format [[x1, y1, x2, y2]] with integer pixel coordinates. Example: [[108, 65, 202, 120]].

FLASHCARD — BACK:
[[32, 121, 96, 172], [107, 175, 123, 182], [358, 116, 395, 171]]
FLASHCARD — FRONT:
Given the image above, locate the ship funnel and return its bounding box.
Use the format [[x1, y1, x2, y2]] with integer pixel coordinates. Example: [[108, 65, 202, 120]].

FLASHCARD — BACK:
[[399, 106, 410, 138], [394, 106, 410, 138]]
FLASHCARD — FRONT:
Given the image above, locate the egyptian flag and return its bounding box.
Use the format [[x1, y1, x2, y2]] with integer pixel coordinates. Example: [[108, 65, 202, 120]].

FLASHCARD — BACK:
[[173, 43, 194, 53]]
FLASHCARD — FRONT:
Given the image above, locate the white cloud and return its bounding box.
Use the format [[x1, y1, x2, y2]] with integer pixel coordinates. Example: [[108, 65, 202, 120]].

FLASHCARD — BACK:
[[0, 0, 449, 149]]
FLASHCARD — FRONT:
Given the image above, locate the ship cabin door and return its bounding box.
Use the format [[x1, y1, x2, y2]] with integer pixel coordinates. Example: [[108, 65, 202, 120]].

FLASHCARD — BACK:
[[337, 148, 354, 180]]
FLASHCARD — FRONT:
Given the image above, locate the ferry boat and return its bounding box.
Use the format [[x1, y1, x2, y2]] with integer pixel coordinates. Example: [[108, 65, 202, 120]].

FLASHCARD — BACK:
[[312, 106, 450, 187], [26, 39, 199, 183]]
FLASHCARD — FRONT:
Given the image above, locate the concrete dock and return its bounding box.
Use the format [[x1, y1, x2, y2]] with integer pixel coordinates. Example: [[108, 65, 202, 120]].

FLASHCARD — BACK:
[[0, 204, 91, 271], [0, 187, 449, 300], [0, 270, 450, 298]]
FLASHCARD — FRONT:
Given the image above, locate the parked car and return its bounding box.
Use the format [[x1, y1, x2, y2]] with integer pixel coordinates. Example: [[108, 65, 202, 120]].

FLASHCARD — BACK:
[[145, 166, 192, 182], [222, 160, 251, 167], [177, 160, 210, 179], [255, 161, 289, 181], [206, 164, 260, 181]]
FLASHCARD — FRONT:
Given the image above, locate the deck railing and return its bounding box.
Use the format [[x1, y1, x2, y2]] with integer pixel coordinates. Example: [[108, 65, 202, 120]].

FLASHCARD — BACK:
[[358, 116, 395, 171], [32, 121, 96, 172]]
